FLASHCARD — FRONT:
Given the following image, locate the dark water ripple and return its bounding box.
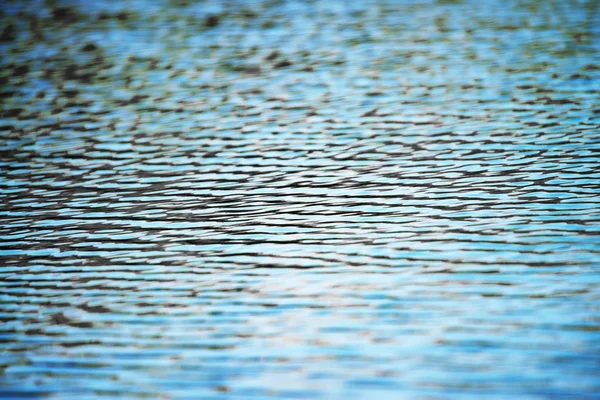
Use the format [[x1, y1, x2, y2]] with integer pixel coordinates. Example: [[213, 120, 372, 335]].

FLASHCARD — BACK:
[[1, 0, 600, 398]]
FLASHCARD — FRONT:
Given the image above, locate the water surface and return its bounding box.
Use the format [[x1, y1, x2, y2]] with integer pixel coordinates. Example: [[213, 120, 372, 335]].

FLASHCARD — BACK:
[[1, 0, 600, 398]]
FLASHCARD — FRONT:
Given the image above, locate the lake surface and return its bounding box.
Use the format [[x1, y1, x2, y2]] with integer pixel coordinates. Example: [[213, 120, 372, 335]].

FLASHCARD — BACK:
[[1, 0, 599, 398]]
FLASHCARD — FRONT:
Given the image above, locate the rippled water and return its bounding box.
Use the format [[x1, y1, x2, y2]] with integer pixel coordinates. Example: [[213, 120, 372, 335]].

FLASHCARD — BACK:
[[1, 0, 600, 398]]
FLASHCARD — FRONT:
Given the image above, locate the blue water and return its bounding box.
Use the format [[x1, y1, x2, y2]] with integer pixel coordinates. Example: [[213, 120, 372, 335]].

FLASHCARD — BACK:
[[1, 0, 600, 398]]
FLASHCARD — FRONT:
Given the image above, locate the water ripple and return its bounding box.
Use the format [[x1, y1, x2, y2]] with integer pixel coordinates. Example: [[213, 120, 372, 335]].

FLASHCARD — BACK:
[[1, 0, 600, 398]]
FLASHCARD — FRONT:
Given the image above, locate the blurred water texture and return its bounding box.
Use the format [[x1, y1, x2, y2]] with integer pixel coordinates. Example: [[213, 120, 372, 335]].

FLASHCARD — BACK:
[[1, 0, 600, 398]]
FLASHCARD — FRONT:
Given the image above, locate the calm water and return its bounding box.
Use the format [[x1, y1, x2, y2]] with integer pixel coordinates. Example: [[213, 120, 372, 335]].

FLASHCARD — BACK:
[[1, 0, 600, 398]]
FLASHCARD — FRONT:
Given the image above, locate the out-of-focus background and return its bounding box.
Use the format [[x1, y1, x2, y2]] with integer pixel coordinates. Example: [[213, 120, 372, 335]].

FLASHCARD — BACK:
[[1, 0, 599, 398]]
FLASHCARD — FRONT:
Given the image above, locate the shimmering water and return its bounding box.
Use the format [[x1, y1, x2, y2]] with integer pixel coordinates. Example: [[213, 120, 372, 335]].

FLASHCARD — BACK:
[[1, 0, 600, 398]]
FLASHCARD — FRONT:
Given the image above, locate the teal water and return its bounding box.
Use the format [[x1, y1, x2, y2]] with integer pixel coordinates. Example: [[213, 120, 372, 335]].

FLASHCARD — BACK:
[[1, 0, 600, 398]]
